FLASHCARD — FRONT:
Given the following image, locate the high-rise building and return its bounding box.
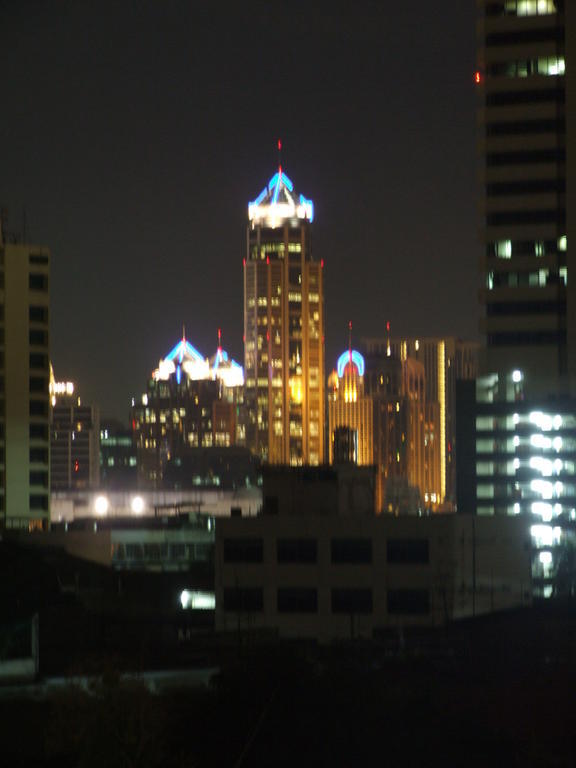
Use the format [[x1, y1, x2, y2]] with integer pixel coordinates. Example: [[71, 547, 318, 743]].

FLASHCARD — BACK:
[[478, 0, 572, 391], [363, 336, 478, 507], [328, 347, 431, 513], [50, 377, 100, 491], [132, 333, 244, 488], [473, 2, 575, 594], [244, 165, 324, 465], [1, 222, 50, 529], [99, 420, 138, 490]]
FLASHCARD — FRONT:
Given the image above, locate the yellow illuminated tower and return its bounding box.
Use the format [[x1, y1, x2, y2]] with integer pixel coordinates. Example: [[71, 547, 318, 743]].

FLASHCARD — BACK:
[[328, 341, 373, 469], [244, 150, 324, 465]]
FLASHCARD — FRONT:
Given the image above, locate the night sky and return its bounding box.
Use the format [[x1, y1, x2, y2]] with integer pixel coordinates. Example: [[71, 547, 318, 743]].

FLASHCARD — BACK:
[[0, 1, 479, 421]]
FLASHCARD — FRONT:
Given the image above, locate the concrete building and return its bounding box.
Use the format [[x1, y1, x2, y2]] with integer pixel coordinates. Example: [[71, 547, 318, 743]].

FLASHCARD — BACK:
[[244, 165, 324, 466], [478, 0, 573, 392], [465, 2, 576, 593], [1, 222, 50, 529], [215, 504, 532, 642], [50, 377, 100, 491]]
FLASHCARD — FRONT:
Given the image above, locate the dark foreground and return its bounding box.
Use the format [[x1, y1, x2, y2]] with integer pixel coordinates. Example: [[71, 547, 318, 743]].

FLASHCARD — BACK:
[[1, 633, 576, 768]]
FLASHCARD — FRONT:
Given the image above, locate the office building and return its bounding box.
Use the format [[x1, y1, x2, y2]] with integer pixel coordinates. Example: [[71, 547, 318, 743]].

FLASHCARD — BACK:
[[1, 222, 50, 529], [478, 0, 572, 390], [328, 346, 435, 513], [470, 2, 576, 592], [244, 165, 324, 465], [99, 419, 138, 490], [215, 467, 532, 642], [475, 1, 574, 513], [50, 376, 100, 491], [132, 333, 244, 488], [364, 335, 479, 507]]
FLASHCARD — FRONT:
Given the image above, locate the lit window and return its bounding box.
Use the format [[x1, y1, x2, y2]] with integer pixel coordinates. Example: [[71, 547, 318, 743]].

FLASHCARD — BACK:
[[505, 0, 556, 16], [496, 240, 512, 259], [558, 235, 567, 252]]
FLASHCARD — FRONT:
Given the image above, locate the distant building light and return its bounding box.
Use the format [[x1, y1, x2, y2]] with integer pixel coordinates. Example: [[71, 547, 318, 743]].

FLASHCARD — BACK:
[[180, 590, 215, 610], [131, 496, 144, 514], [512, 370, 523, 383], [94, 495, 109, 516]]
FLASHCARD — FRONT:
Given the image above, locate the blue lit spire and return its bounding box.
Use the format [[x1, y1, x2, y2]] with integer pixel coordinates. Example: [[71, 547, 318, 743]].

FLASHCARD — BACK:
[[248, 145, 314, 224]]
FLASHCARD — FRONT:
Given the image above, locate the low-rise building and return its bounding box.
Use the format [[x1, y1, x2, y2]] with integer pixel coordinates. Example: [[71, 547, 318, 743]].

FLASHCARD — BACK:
[[215, 512, 531, 642]]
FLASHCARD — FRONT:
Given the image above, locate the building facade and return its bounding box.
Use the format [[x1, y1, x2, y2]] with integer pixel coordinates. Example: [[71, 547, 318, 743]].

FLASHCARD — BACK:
[[244, 167, 324, 466], [364, 336, 479, 508], [328, 348, 431, 513], [50, 378, 100, 491], [215, 509, 531, 642], [470, 2, 576, 592], [132, 334, 244, 488], [1, 224, 50, 529], [478, 0, 572, 390]]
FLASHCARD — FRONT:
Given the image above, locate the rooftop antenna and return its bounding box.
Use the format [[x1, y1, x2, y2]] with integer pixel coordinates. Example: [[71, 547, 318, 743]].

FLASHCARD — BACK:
[[182, 324, 186, 342], [386, 320, 391, 357], [348, 320, 353, 364], [277, 138, 282, 175], [217, 327, 222, 352]]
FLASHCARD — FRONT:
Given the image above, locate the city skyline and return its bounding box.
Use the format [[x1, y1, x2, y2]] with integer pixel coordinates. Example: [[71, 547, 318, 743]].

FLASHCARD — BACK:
[[0, 1, 479, 421]]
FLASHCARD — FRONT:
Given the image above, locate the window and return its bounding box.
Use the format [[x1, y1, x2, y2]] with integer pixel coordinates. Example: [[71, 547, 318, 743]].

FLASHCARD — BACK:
[[29, 274, 48, 291], [387, 539, 429, 565], [29, 376, 47, 393], [486, 118, 564, 137], [29, 306, 48, 323], [331, 538, 372, 564], [29, 329, 48, 346], [387, 589, 430, 615], [331, 588, 372, 614], [277, 588, 317, 613], [489, 56, 565, 78], [488, 330, 566, 346], [30, 448, 48, 463], [29, 254, 49, 265], [29, 399, 48, 417], [29, 471, 48, 488], [487, 210, 564, 226], [277, 538, 317, 563], [486, 179, 565, 196], [29, 494, 48, 511], [222, 587, 263, 612], [29, 353, 48, 370], [486, 27, 562, 46], [223, 538, 263, 563], [486, 148, 565, 166]]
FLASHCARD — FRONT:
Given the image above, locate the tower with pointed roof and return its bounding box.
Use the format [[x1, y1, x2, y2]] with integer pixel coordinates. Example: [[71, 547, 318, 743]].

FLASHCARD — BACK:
[[244, 162, 324, 465]]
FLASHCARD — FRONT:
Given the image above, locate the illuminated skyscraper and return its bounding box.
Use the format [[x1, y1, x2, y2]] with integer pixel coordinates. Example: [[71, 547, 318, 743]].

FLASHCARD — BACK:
[[0, 221, 50, 529], [364, 336, 479, 507], [328, 347, 430, 513], [244, 164, 324, 465], [478, 0, 572, 391], [132, 333, 244, 487]]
